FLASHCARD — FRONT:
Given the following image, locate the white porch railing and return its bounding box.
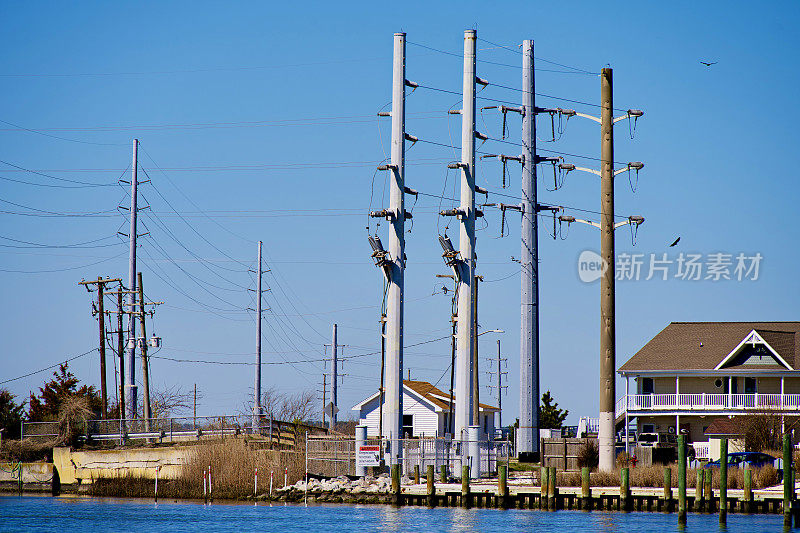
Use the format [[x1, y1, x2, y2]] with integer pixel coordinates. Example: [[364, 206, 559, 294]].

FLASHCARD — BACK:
[[615, 393, 800, 418], [692, 442, 710, 460]]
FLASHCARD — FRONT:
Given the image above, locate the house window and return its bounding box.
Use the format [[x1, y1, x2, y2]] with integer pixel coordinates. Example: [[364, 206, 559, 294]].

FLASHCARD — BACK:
[[744, 377, 757, 394], [642, 377, 654, 395], [642, 423, 655, 433], [402, 415, 413, 438], [484, 414, 488, 433]]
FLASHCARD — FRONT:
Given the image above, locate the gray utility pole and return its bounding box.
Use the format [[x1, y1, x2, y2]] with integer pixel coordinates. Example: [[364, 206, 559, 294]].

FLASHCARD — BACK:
[[518, 39, 540, 462], [331, 323, 338, 427], [116, 290, 125, 428], [253, 240, 263, 434], [598, 67, 616, 472], [125, 138, 139, 420], [516, 40, 561, 462], [455, 28, 478, 441], [137, 272, 152, 430], [369, 32, 414, 465]]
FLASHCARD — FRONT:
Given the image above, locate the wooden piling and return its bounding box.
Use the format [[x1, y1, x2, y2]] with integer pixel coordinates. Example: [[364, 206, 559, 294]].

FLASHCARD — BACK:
[[784, 433, 792, 527], [678, 434, 687, 523], [696, 468, 704, 510], [547, 466, 557, 510], [620, 467, 630, 511], [426, 465, 435, 506], [744, 468, 752, 514], [540, 466, 549, 509], [704, 468, 713, 512], [440, 465, 447, 484], [663, 467, 672, 511], [581, 466, 591, 510], [498, 465, 508, 508], [414, 465, 420, 485], [461, 466, 470, 507], [391, 464, 401, 506], [719, 437, 728, 523]]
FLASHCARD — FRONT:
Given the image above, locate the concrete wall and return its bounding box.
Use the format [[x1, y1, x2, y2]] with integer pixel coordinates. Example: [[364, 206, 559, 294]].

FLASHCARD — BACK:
[[0, 462, 53, 484], [53, 446, 192, 484]]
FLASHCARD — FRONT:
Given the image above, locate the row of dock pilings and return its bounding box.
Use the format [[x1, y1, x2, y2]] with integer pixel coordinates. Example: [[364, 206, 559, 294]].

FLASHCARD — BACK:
[[381, 434, 798, 526]]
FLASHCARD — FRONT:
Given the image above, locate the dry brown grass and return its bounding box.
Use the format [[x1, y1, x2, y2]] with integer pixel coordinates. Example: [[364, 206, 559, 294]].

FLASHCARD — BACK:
[[556, 464, 780, 490], [0, 438, 56, 462], [90, 438, 307, 500]]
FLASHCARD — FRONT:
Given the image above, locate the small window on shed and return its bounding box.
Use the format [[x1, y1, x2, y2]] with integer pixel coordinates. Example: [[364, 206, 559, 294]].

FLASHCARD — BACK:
[[402, 415, 413, 438]]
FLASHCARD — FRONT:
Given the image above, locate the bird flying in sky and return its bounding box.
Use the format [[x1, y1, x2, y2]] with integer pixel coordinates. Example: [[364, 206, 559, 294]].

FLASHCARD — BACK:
[[669, 237, 681, 247], [700, 61, 717, 67]]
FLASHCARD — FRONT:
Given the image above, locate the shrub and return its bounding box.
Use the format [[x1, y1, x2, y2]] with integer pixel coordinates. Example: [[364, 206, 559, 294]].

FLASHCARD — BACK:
[[577, 439, 599, 470]]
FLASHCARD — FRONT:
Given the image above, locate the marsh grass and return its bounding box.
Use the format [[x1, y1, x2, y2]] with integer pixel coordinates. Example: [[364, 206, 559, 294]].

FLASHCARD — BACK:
[[557, 464, 780, 489], [89, 439, 306, 499]]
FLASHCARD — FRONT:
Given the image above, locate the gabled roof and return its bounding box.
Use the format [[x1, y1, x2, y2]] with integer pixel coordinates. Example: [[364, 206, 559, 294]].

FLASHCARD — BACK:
[[619, 322, 800, 373], [352, 380, 499, 412]]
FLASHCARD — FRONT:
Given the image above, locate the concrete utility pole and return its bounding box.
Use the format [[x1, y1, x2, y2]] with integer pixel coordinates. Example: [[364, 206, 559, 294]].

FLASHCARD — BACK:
[[125, 138, 139, 419], [331, 323, 338, 427], [137, 272, 152, 430], [493, 339, 507, 429], [598, 67, 616, 472], [383, 32, 407, 465], [253, 240, 263, 433], [472, 275, 480, 424], [518, 39, 540, 461], [455, 29, 478, 442]]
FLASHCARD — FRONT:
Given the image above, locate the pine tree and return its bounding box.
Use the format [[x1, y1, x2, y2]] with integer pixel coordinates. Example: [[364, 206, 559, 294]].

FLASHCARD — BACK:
[[539, 390, 568, 429], [27, 363, 101, 421]]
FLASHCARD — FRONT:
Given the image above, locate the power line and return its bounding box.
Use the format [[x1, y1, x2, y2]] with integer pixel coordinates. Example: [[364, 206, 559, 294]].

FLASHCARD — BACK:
[[0, 158, 121, 187], [0, 251, 127, 273], [0, 348, 96, 385]]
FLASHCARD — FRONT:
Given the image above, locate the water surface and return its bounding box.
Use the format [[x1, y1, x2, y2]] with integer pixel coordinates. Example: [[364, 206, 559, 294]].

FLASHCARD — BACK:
[[0, 495, 788, 532]]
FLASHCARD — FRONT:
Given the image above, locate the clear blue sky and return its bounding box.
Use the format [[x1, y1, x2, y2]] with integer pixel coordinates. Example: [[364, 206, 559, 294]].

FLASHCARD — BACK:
[[1, 1, 799, 425]]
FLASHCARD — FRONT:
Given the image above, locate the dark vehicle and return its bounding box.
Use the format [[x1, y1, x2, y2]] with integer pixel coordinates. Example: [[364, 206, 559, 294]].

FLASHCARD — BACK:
[[704, 452, 778, 471]]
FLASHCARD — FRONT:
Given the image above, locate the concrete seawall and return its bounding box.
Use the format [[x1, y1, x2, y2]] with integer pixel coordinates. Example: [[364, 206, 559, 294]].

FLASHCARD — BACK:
[[53, 446, 192, 485]]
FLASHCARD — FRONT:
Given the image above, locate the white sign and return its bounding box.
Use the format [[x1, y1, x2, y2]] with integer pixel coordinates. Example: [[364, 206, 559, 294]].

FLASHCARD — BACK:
[[356, 445, 381, 468]]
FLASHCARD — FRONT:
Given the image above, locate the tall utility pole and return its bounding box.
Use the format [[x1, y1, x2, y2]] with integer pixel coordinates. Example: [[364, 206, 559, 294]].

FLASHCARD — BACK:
[[382, 32, 407, 465], [598, 67, 617, 472], [125, 138, 139, 420], [471, 275, 481, 423], [518, 39, 540, 461], [455, 29, 477, 440], [137, 272, 152, 429], [253, 240, 263, 434], [331, 323, 338, 427]]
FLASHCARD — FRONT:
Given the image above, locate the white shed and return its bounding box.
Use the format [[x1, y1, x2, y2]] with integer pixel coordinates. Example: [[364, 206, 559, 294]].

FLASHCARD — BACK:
[[351, 380, 498, 438]]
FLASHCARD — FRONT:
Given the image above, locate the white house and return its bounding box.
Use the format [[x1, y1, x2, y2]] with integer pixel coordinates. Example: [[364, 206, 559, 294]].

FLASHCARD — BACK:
[[352, 380, 499, 438]]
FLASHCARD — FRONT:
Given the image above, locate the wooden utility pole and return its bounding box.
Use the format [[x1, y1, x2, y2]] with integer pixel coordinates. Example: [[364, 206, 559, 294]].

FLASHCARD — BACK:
[[137, 272, 152, 429], [598, 67, 616, 472], [78, 276, 122, 420], [116, 290, 125, 423]]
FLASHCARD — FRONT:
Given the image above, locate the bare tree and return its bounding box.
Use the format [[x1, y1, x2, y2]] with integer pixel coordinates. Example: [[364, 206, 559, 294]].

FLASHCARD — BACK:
[[241, 387, 316, 423], [138, 385, 193, 419]]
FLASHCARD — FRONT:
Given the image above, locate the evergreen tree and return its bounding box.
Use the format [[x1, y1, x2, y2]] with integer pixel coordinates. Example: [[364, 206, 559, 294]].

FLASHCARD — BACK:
[[27, 363, 100, 421], [0, 389, 25, 439], [539, 390, 568, 429]]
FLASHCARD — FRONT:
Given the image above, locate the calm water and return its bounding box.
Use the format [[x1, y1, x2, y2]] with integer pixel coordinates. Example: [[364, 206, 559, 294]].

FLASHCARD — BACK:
[[0, 495, 789, 532]]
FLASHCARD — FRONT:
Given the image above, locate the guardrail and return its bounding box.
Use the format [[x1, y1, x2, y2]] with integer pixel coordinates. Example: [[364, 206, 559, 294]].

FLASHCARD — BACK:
[[21, 415, 326, 446]]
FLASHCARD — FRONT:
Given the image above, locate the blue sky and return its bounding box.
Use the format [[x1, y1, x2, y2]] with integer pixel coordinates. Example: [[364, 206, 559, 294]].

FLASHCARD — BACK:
[[1, 1, 799, 425]]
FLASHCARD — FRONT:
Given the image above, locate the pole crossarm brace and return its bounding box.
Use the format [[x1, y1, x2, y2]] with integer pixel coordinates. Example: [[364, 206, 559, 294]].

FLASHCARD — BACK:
[[559, 161, 644, 177], [557, 108, 644, 124], [558, 214, 644, 230]]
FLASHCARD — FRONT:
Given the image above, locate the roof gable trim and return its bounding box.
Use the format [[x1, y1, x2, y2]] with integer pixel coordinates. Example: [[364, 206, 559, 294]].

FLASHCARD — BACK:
[[715, 329, 793, 370]]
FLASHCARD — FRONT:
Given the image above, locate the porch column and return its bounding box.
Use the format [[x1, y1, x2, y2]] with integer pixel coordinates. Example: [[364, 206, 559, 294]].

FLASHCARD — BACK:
[[676, 376, 680, 408], [728, 376, 732, 407], [781, 376, 785, 432]]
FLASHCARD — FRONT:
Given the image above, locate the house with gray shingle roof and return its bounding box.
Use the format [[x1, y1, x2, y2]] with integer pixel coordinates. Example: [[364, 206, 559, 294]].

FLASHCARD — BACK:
[[617, 322, 800, 454]]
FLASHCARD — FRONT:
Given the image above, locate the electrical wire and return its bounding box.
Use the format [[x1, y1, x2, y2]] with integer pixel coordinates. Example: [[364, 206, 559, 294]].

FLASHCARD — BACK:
[[0, 348, 97, 384]]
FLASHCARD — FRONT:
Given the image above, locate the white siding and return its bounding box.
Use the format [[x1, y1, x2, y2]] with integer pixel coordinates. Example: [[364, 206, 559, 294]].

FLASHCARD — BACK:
[[355, 389, 442, 437]]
